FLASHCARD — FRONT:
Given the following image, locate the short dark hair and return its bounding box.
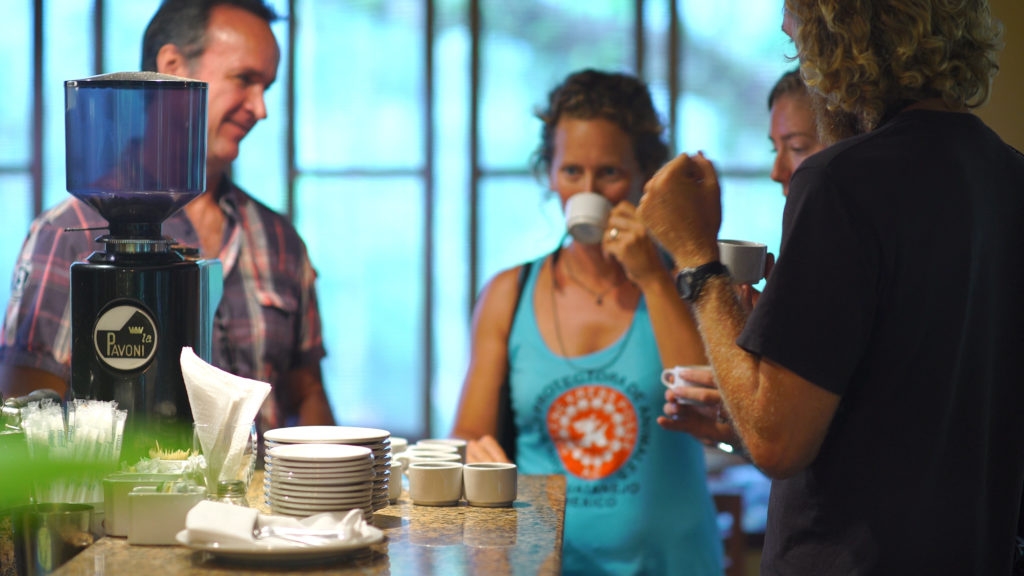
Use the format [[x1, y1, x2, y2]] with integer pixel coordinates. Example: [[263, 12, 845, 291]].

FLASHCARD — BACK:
[[141, 0, 278, 72], [531, 69, 669, 182]]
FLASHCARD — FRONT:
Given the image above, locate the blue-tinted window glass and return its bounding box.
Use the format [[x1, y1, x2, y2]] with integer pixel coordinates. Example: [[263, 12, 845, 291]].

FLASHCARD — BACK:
[[717, 175, 787, 290], [430, 1, 472, 436], [479, 0, 635, 170], [642, 0, 673, 150], [43, 0, 92, 211], [0, 2, 31, 168], [103, 0, 162, 73], [0, 176, 33, 314], [294, 176, 425, 438], [677, 1, 792, 172], [478, 176, 564, 288], [295, 0, 424, 170]]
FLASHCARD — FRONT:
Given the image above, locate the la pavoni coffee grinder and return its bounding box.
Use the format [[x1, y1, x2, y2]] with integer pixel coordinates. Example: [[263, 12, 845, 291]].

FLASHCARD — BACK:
[[65, 72, 222, 462]]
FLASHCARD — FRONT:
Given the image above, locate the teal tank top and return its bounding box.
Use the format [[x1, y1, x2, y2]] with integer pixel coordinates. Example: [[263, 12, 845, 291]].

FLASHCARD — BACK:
[[509, 254, 723, 575]]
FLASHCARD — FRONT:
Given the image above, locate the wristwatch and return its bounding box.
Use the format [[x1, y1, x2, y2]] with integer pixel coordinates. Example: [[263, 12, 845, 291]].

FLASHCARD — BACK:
[[675, 261, 729, 302]]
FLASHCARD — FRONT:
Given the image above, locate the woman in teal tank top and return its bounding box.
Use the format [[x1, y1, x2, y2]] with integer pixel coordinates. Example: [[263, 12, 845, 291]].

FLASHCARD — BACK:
[[453, 70, 723, 574]]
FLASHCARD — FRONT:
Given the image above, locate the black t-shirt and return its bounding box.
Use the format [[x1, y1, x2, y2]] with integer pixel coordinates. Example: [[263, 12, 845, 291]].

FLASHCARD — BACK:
[[738, 110, 1024, 574]]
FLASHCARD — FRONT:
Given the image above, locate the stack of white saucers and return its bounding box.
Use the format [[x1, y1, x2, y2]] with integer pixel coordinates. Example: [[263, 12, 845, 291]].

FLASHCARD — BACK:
[[264, 426, 393, 512], [265, 443, 374, 519]]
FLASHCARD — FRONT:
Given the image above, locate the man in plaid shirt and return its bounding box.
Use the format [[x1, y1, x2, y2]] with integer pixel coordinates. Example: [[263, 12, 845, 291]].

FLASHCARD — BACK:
[[0, 0, 335, 431]]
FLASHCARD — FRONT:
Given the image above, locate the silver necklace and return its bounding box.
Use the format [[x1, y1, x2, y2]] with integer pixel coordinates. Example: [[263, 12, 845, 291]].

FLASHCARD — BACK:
[[561, 249, 625, 306], [549, 249, 633, 372]]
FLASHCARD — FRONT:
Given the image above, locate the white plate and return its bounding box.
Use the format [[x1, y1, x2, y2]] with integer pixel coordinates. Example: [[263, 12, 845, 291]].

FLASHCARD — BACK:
[[264, 426, 390, 445], [271, 458, 373, 470], [265, 490, 374, 503], [269, 483, 373, 497], [270, 501, 373, 515], [268, 475, 374, 489], [266, 461, 374, 474], [269, 469, 374, 483], [270, 493, 373, 507], [174, 526, 382, 564], [268, 443, 372, 463]]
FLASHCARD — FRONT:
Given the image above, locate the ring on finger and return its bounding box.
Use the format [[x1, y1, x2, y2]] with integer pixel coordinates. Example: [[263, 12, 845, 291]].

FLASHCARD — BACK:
[[609, 227, 620, 240]]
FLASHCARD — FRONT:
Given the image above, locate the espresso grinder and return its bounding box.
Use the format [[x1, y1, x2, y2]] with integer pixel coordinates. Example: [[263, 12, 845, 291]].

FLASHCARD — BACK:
[[65, 72, 222, 461]]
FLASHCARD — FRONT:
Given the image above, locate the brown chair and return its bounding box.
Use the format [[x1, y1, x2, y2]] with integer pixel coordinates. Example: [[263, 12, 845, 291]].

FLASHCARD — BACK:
[[713, 490, 746, 576]]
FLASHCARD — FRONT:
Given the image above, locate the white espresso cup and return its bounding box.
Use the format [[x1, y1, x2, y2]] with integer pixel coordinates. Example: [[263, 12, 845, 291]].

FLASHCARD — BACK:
[[718, 239, 767, 284], [407, 461, 464, 506], [390, 436, 409, 454], [396, 451, 462, 473], [389, 459, 404, 503], [565, 192, 612, 245], [417, 438, 468, 462], [463, 462, 518, 507], [661, 364, 715, 407]]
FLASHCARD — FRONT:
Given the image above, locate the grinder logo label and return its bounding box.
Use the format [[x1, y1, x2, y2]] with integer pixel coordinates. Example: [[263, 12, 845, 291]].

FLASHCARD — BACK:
[[93, 303, 158, 371]]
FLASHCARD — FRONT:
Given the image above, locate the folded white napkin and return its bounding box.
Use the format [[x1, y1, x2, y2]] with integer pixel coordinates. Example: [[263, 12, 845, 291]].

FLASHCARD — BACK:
[[180, 347, 271, 484], [184, 501, 377, 548]]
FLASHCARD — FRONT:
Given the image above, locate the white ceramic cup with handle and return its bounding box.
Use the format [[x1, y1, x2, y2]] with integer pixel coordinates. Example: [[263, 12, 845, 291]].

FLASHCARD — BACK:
[[463, 462, 518, 507], [565, 192, 612, 245], [717, 239, 767, 284], [661, 364, 715, 407], [407, 462, 464, 506]]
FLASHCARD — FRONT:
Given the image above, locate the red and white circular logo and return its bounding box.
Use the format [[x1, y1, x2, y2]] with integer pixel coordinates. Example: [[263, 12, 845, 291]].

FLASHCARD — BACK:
[[546, 385, 638, 479]]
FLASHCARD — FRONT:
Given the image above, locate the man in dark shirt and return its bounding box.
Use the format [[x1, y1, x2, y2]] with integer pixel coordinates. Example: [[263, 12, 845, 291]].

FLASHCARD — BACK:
[[640, 0, 1023, 573]]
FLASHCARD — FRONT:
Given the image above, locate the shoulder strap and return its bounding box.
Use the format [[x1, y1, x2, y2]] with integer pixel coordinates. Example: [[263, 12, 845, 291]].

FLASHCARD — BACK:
[[495, 260, 534, 463]]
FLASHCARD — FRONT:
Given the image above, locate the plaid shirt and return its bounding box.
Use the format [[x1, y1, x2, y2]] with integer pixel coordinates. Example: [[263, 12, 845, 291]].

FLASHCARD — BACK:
[[0, 181, 325, 428]]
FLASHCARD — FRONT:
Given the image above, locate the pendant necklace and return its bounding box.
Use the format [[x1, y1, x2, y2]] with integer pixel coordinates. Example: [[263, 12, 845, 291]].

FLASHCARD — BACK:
[[561, 249, 625, 306], [549, 248, 633, 372]]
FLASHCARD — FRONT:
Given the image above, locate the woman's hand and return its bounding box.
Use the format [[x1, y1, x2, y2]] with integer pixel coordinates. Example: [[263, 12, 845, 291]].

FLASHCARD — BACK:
[[657, 367, 741, 447], [465, 434, 512, 463], [602, 201, 666, 287]]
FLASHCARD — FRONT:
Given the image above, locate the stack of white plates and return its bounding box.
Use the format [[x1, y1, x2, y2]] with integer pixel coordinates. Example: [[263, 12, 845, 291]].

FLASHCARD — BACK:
[[265, 443, 374, 518], [264, 426, 393, 512]]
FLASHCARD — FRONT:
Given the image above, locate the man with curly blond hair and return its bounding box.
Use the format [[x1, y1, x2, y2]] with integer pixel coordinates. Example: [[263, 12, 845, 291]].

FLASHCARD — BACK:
[[638, 0, 1024, 573]]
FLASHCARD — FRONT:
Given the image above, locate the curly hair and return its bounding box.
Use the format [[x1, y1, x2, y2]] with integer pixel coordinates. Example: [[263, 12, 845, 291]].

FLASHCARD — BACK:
[[784, 0, 1003, 133], [531, 69, 669, 183]]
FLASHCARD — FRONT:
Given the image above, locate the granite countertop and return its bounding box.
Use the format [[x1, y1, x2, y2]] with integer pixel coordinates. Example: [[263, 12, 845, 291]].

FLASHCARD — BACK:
[[50, 472, 566, 576]]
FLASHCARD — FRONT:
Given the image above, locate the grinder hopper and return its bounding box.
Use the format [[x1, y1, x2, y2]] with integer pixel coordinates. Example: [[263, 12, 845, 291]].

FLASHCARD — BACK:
[[66, 72, 222, 463]]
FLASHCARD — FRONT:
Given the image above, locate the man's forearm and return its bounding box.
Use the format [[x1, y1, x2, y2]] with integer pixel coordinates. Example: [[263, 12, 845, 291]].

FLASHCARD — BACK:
[[688, 275, 764, 450]]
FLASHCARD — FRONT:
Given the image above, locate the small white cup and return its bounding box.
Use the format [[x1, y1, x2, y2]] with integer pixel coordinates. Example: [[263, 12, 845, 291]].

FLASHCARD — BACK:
[[396, 451, 462, 473], [463, 462, 518, 507], [417, 438, 467, 462], [718, 239, 767, 284], [661, 364, 715, 406], [408, 462, 464, 506], [390, 436, 409, 454], [388, 459, 403, 503], [565, 192, 612, 245]]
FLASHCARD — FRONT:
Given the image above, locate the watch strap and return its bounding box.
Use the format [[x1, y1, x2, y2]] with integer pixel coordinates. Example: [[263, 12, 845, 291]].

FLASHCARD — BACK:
[[675, 261, 729, 302]]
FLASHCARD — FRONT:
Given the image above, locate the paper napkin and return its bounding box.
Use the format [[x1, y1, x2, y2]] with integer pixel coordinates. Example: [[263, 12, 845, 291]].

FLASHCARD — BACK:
[[180, 346, 271, 485]]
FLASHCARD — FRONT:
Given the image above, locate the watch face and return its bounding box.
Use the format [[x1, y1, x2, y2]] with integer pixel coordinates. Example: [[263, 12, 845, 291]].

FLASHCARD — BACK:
[[675, 269, 697, 301]]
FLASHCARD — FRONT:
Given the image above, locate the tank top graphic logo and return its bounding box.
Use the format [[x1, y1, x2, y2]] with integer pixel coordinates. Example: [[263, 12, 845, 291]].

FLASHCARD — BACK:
[[546, 384, 638, 479]]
